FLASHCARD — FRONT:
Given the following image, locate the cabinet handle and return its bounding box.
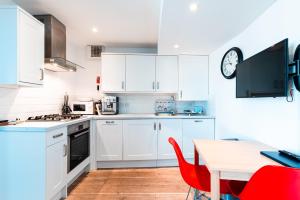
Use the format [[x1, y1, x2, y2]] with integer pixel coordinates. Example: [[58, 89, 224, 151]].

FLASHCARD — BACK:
[[180, 90, 183, 99], [40, 69, 44, 81], [152, 82, 155, 90], [105, 121, 115, 124], [159, 122, 161, 131], [63, 144, 68, 157], [194, 120, 203, 123], [157, 82, 159, 90], [122, 81, 125, 90], [53, 133, 63, 139], [154, 123, 156, 131]]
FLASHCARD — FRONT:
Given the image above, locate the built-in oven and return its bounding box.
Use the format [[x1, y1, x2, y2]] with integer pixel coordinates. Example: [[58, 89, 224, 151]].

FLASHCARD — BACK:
[[67, 120, 90, 173]]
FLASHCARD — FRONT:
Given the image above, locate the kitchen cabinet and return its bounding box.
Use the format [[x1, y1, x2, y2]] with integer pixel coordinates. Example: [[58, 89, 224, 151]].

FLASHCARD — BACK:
[[46, 136, 67, 200], [101, 54, 126, 92], [96, 120, 123, 161], [182, 119, 214, 158], [123, 120, 157, 160], [125, 55, 156, 92], [0, 125, 68, 200], [0, 6, 44, 87], [178, 55, 209, 100], [157, 119, 182, 159], [156, 56, 178, 93]]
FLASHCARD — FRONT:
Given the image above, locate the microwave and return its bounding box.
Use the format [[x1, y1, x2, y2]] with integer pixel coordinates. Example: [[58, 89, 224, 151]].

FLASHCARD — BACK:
[[71, 101, 94, 115]]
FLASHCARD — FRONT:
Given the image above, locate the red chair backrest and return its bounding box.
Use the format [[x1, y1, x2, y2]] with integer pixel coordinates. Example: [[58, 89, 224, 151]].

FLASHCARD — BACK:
[[240, 165, 300, 200], [168, 137, 188, 167]]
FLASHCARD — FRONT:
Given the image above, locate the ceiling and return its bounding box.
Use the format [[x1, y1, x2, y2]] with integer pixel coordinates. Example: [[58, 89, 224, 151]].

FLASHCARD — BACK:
[[13, 0, 276, 53], [13, 0, 162, 47], [158, 0, 277, 54]]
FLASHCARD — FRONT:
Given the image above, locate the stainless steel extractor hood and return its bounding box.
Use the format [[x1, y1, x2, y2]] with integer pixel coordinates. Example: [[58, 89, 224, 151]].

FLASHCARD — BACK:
[[34, 14, 83, 72]]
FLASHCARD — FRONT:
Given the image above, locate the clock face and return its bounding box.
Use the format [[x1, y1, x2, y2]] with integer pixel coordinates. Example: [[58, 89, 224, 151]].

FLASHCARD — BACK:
[[221, 47, 243, 79]]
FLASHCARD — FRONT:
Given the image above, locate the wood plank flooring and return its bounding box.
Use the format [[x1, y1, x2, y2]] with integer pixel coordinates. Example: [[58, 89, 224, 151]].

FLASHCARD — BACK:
[[67, 167, 196, 200]]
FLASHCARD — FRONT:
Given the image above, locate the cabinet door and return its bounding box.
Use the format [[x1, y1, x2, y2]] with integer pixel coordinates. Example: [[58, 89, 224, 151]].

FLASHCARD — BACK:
[[126, 55, 156, 92], [46, 139, 67, 200], [96, 120, 123, 161], [157, 119, 182, 159], [179, 55, 209, 100], [101, 54, 126, 92], [182, 119, 214, 158], [19, 10, 44, 85], [123, 120, 157, 160], [156, 56, 178, 93]]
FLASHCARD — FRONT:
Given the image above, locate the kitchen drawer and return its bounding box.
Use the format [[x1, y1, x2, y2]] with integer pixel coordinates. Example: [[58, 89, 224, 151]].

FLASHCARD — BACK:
[[46, 127, 67, 147]]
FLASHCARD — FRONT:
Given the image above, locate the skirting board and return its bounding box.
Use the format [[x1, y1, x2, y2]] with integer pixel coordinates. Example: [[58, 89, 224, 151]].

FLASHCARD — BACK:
[[97, 159, 180, 169]]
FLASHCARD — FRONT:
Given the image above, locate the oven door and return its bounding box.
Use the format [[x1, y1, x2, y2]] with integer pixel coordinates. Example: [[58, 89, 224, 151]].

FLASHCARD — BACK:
[[68, 128, 90, 173]]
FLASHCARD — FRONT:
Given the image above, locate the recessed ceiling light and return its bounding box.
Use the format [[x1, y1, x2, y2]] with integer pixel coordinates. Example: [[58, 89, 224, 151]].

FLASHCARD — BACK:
[[92, 27, 98, 33], [173, 44, 180, 49], [189, 3, 198, 12]]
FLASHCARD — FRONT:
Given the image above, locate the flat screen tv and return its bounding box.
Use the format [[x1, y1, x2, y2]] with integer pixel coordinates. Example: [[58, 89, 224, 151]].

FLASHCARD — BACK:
[[236, 39, 288, 98]]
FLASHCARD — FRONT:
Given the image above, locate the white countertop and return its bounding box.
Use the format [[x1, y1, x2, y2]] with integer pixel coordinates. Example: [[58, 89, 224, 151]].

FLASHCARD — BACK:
[[0, 114, 214, 132], [94, 113, 214, 119], [0, 116, 93, 132]]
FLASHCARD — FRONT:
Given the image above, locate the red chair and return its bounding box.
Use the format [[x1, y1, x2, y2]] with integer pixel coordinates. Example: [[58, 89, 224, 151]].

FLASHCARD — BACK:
[[229, 165, 300, 200], [168, 137, 242, 199]]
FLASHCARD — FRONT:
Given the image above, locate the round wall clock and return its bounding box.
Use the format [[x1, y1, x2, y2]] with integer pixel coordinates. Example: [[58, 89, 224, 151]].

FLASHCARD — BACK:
[[221, 47, 243, 79]]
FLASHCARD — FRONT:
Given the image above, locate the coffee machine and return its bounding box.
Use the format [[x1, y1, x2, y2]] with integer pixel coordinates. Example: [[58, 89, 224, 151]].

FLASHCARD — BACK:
[[101, 96, 119, 115]]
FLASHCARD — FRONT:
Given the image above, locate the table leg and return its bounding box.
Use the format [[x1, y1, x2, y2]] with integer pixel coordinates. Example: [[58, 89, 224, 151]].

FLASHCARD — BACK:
[[194, 145, 199, 166], [211, 171, 220, 200]]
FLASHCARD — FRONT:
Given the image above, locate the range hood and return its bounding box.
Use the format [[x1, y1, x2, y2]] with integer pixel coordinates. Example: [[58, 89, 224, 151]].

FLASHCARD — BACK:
[[34, 15, 83, 72]]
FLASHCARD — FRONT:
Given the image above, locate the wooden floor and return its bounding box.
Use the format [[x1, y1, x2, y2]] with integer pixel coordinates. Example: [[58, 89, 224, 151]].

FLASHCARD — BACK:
[[67, 167, 196, 200]]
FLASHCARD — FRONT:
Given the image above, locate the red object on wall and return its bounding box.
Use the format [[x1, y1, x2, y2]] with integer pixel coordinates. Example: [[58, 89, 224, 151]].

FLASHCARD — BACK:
[[96, 76, 100, 84]]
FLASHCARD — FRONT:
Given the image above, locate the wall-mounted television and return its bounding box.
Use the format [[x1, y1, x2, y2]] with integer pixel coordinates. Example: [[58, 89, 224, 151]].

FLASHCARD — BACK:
[[236, 39, 289, 98]]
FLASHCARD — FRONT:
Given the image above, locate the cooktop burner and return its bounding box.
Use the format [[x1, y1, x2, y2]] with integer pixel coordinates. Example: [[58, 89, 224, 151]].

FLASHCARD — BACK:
[[27, 114, 82, 122]]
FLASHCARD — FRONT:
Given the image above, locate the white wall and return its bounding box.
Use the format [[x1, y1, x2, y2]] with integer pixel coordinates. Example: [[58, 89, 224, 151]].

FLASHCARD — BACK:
[[0, 27, 100, 121], [209, 0, 300, 154]]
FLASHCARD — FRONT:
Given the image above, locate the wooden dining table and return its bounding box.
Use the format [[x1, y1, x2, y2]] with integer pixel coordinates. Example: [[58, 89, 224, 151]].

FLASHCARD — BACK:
[[193, 139, 281, 200]]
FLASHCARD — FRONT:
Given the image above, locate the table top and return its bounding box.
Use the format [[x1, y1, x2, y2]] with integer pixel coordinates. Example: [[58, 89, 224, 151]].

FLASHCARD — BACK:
[[193, 140, 281, 174]]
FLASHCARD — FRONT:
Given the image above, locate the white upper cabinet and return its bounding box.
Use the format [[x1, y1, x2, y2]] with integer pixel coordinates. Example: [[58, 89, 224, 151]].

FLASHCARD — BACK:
[[126, 55, 156, 92], [101, 54, 126, 92], [101, 54, 209, 98], [156, 56, 178, 93], [178, 55, 209, 101], [0, 6, 44, 87]]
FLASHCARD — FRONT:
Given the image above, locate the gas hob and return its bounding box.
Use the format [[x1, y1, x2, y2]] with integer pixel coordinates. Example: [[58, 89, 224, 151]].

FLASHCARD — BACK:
[[27, 114, 83, 122]]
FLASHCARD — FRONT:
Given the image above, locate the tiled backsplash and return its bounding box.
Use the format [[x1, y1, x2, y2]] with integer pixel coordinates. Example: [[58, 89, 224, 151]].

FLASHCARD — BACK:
[[117, 95, 173, 113], [0, 71, 73, 120], [115, 94, 207, 114]]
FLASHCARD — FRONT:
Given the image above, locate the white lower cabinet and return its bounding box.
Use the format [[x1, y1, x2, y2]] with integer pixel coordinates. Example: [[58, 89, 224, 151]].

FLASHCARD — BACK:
[[157, 119, 182, 159], [123, 120, 157, 160], [46, 128, 67, 200], [96, 120, 123, 161], [96, 118, 214, 164], [182, 119, 214, 159]]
